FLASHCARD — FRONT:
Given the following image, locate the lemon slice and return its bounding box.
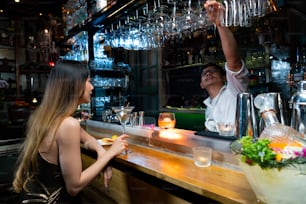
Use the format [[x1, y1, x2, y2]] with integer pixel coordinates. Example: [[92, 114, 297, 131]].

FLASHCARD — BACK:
[[101, 138, 114, 143]]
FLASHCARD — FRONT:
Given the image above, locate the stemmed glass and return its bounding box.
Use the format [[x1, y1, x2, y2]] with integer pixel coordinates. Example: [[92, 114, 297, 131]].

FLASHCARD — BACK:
[[111, 106, 135, 154], [152, 3, 170, 47], [111, 106, 135, 134]]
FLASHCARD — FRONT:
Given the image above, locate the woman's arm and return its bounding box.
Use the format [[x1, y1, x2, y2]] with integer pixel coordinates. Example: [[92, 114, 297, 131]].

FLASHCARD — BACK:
[[80, 127, 116, 188], [57, 117, 128, 196], [80, 127, 106, 155]]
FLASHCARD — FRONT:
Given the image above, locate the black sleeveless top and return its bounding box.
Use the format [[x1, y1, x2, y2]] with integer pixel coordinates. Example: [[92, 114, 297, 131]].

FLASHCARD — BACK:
[[20, 154, 81, 204]]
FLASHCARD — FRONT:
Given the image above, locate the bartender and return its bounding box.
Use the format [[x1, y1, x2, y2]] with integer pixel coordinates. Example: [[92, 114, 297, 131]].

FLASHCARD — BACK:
[[200, 1, 249, 132]]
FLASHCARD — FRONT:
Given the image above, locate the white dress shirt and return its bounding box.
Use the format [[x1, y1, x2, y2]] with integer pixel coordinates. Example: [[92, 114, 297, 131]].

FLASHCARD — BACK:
[[203, 61, 249, 132]]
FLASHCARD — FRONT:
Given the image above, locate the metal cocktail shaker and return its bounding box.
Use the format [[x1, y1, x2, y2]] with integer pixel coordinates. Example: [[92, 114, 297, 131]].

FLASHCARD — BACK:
[[289, 80, 306, 138], [235, 93, 258, 139]]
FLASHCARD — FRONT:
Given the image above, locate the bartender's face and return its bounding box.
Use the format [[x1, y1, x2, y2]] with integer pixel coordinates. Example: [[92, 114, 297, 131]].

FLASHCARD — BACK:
[[200, 66, 225, 89]]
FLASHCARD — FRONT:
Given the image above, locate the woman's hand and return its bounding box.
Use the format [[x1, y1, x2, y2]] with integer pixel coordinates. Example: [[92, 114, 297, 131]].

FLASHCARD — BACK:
[[108, 134, 129, 156], [98, 134, 128, 187], [102, 165, 112, 188]]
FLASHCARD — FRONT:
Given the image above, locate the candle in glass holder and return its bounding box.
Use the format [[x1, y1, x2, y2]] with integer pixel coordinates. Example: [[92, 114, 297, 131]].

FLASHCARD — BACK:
[[158, 112, 176, 129]]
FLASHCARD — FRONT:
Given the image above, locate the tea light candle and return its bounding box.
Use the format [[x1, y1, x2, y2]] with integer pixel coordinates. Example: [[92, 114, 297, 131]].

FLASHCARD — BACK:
[[222, 124, 232, 131]]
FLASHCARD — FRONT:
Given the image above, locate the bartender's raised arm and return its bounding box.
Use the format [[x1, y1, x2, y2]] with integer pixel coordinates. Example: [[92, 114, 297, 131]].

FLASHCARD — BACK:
[[204, 1, 242, 72]]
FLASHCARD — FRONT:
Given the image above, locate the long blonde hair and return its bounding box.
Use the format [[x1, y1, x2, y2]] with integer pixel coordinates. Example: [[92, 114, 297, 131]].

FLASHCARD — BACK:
[[13, 60, 90, 193]]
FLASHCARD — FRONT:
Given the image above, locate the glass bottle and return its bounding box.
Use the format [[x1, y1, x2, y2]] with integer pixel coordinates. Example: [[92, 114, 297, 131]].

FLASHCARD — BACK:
[[138, 111, 144, 127], [254, 93, 304, 143], [293, 47, 303, 82]]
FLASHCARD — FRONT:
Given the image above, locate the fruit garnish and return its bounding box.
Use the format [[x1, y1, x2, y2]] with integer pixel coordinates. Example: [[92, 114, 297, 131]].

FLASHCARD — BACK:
[[237, 136, 306, 169], [101, 138, 114, 143]]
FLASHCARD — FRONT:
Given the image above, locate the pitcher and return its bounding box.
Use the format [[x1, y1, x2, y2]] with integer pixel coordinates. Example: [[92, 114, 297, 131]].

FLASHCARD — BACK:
[[235, 93, 258, 139]]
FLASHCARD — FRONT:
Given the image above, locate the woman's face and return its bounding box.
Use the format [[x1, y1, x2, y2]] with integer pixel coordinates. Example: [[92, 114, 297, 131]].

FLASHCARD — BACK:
[[79, 77, 94, 104]]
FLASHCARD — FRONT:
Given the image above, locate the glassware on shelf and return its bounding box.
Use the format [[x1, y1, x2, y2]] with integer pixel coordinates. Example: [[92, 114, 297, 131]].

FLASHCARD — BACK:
[[60, 31, 88, 62], [63, 0, 279, 51]]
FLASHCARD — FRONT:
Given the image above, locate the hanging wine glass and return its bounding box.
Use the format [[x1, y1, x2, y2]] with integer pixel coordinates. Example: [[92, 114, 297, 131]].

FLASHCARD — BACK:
[[152, 1, 171, 47], [166, 1, 182, 39], [194, 0, 213, 30], [180, 0, 197, 33], [141, 3, 158, 49], [108, 24, 119, 48], [141, 19, 158, 49], [122, 16, 135, 50]]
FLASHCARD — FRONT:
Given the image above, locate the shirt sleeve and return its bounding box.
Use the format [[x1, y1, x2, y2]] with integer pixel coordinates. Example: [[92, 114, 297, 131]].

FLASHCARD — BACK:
[[224, 60, 249, 96]]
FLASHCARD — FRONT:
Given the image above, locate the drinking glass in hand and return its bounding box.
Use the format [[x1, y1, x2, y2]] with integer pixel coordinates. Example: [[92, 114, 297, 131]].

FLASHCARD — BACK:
[[111, 106, 135, 154]]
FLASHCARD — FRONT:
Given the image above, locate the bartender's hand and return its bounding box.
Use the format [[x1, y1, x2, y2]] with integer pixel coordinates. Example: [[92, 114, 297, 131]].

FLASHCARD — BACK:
[[204, 1, 225, 26]]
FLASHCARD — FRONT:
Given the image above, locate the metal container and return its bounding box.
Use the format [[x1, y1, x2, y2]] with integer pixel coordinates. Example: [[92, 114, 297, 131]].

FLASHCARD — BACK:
[[289, 80, 306, 138], [235, 93, 258, 139]]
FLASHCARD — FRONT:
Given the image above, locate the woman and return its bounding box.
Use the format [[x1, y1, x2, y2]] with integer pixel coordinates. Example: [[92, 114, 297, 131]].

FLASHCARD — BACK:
[[13, 60, 128, 203]]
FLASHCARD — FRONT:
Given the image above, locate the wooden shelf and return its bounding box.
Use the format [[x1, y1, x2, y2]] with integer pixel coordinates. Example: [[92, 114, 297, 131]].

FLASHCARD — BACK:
[[0, 66, 15, 72], [162, 63, 205, 71]]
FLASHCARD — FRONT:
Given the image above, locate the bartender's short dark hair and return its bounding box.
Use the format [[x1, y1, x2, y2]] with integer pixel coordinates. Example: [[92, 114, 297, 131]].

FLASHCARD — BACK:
[[201, 63, 226, 76]]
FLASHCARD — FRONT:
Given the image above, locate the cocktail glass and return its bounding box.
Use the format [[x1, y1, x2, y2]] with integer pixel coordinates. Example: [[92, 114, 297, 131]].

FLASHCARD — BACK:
[[111, 106, 135, 154], [111, 106, 135, 134]]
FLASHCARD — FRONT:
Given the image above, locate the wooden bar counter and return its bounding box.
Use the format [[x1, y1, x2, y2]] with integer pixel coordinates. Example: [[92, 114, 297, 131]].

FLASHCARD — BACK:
[[80, 120, 258, 204]]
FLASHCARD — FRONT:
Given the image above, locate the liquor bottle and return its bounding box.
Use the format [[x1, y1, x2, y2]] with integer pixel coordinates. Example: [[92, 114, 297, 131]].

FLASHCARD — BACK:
[[293, 47, 303, 82]]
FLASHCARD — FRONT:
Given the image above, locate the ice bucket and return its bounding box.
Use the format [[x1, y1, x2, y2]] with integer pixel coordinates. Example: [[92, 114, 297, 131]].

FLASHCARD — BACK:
[[238, 159, 306, 204]]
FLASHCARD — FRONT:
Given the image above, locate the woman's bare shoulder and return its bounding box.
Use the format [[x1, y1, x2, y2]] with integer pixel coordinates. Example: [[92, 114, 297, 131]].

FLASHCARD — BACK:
[[57, 117, 80, 135]]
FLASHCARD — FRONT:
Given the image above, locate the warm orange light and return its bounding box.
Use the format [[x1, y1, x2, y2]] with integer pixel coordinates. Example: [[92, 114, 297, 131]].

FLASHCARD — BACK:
[[159, 130, 183, 140]]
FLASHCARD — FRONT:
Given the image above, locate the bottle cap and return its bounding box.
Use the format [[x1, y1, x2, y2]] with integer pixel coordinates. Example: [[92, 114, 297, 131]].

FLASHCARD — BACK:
[[254, 93, 275, 113]]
